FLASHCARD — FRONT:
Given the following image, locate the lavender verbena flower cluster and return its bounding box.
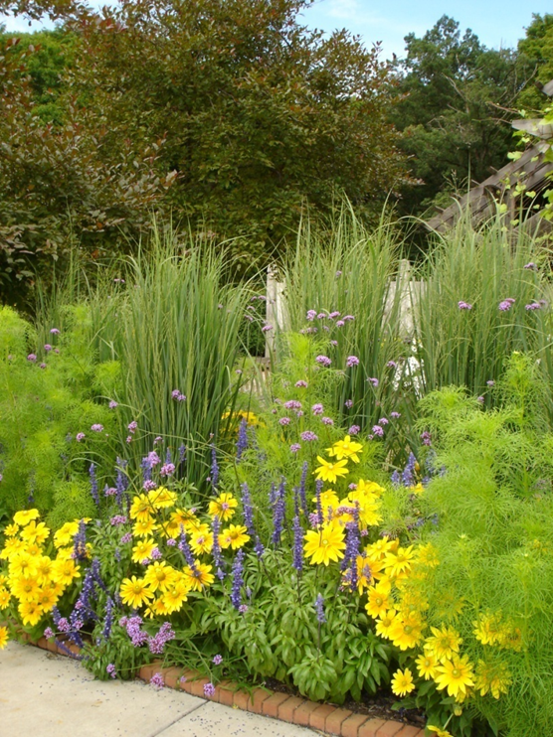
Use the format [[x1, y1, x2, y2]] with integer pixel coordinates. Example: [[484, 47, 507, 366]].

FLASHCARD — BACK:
[[458, 301, 473, 310], [315, 355, 331, 367], [420, 431, 432, 446], [120, 615, 149, 647], [367, 377, 379, 388], [148, 622, 176, 654], [346, 355, 359, 368], [171, 388, 186, 402], [301, 430, 318, 442], [499, 297, 516, 311], [348, 425, 360, 435], [212, 654, 223, 666], [150, 672, 164, 689], [106, 664, 117, 679]]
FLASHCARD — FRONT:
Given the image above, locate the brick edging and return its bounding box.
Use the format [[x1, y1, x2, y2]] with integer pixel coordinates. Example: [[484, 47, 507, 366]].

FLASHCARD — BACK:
[[25, 634, 424, 737]]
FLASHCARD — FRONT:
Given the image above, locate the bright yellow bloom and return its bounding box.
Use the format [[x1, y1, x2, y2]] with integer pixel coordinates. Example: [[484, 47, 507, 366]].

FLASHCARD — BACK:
[[475, 660, 511, 699], [375, 609, 397, 639], [473, 612, 503, 646], [416, 651, 439, 680], [131, 538, 156, 564], [0, 537, 26, 559], [0, 588, 11, 609], [18, 600, 42, 626], [160, 517, 182, 539], [208, 493, 238, 522], [53, 521, 79, 548], [51, 558, 80, 587], [43, 578, 64, 599], [391, 668, 415, 697], [351, 494, 382, 528], [304, 522, 346, 566], [23, 542, 42, 558], [4, 523, 19, 537], [148, 487, 177, 509], [120, 576, 154, 609], [357, 479, 385, 498], [34, 556, 55, 585], [190, 529, 214, 556], [172, 508, 200, 533], [129, 494, 154, 522], [383, 546, 415, 579], [133, 517, 157, 537], [434, 654, 475, 699], [162, 580, 190, 613], [145, 596, 171, 618], [13, 509, 40, 526], [327, 435, 363, 463], [313, 489, 340, 512], [144, 562, 178, 593], [19, 520, 50, 546], [9, 554, 37, 579], [183, 560, 214, 591], [425, 626, 463, 663], [354, 554, 373, 593], [11, 576, 40, 602], [365, 581, 392, 619], [409, 482, 425, 496], [428, 727, 453, 737], [389, 610, 424, 651], [35, 587, 59, 612], [0, 626, 8, 649], [314, 457, 349, 484], [219, 525, 250, 551], [366, 537, 397, 562]]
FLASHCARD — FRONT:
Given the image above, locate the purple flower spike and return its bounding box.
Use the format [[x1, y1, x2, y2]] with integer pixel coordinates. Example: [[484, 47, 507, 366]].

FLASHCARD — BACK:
[[315, 594, 326, 623]]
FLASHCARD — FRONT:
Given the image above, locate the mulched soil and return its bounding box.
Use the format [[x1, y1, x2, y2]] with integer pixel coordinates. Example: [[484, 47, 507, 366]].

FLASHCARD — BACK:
[[264, 677, 426, 728]]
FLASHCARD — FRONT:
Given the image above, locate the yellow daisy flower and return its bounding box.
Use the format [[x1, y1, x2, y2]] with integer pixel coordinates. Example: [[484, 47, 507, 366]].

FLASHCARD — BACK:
[[182, 560, 214, 591], [19, 521, 50, 546], [11, 576, 40, 602], [0, 625, 8, 649], [162, 581, 190, 613], [304, 522, 346, 566], [120, 576, 154, 609], [388, 611, 424, 651], [208, 493, 238, 522], [129, 494, 154, 522], [53, 521, 79, 548], [428, 727, 453, 737], [144, 562, 178, 593], [133, 517, 157, 538], [0, 537, 26, 559], [19, 600, 42, 626], [416, 651, 439, 680], [190, 529, 214, 556], [391, 668, 415, 697], [473, 612, 503, 646], [218, 525, 250, 551], [365, 581, 392, 619], [51, 558, 80, 587], [36, 587, 59, 612], [144, 596, 171, 618], [13, 509, 40, 526], [375, 609, 397, 639], [383, 546, 415, 579], [4, 523, 19, 537], [425, 626, 463, 663], [327, 435, 363, 463], [475, 660, 511, 700], [434, 654, 475, 699], [148, 487, 177, 509], [0, 588, 11, 609], [131, 538, 156, 564], [34, 556, 55, 585], [314, 457, 349, 484]]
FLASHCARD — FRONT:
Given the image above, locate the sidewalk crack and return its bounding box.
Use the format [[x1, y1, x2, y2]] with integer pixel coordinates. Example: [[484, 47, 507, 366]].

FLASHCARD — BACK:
[[148, 701, 207, 737]]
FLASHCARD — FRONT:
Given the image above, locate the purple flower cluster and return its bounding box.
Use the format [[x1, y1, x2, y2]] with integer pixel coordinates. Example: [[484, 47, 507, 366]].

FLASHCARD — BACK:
[[315, 594, 326, 624], [346, 355, 359, 368], [204, 682, 216, 697], [420, 431, 432, 446], [321, 417, 334, 426], [230, 549, 245, 609], [150, 672, 164, 689], [148, 622, 176, 654], [344, 399, 353, 409], [402, 453, 417, 486], [301, 430, 318, 442], [367, 377, 379, 388], [525, 302, 542, 311], [311, 403, 324, 415], [122, 615, 149, 647], [76, 432, 85, 442], [524, 262, 537, 270], [27, 353, 37, 362], [284, 400, 302, 410], [458, 301, 473, 310], [171, 389, 186, 402], [499, 298, 515, 311], [371, 425, 384, 437], [128, 420, 138, 434], [212, 654, 223, 666], [109, 400, 118, 409], [210, 445, 219, 488], [390, 411, 401, 419], [295, 380, 308, 388], [315, 355, 331, 367], [91, 424, 104, 432], [279, 416, 291, 426], [106, 664, 117, 678], [290, 443, 301, 453], [160, 463, 175, 477], [348, 425, 360, 435]]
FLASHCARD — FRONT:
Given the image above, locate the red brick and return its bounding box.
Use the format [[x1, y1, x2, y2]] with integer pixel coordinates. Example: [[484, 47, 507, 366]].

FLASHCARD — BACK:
[[342, 713, 371, 737], [186, 677, 210, 698], [277, 696, 304, 723], [138, 664, 155, 682], [359, 718, 388, 737], [161, 667, 181, 690], [375, 721, 404, 737], [393, 727, 424, 737], [176, 668, 198, 692], [232, 689, 251, 712], [309, 703, 337, 731], [247, 688, 271, 713], [215, 681, 236, 706], [260, 692, 290, 718], [325, 708, 353, 736], [293, 700, 320, 727]]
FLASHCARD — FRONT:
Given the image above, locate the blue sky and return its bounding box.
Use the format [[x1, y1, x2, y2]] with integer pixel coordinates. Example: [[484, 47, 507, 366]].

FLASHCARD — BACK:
[[1, 1, 551, 60]]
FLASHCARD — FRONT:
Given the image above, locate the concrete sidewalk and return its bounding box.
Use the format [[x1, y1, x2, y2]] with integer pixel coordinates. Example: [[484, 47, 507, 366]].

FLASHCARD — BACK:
[[0, 641, 319, 737]]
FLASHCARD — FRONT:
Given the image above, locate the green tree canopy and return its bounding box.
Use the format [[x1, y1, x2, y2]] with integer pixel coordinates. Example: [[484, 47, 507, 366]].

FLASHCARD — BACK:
[[0, 0, 406, 304], [390, 15, 534, 216], [517, 13, 553, 110]]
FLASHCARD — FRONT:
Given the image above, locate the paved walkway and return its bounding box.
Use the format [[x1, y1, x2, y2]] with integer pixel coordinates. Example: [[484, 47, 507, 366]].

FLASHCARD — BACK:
[[1, 641, 319, 737]]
